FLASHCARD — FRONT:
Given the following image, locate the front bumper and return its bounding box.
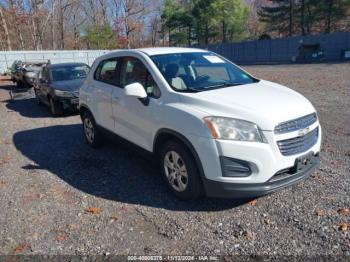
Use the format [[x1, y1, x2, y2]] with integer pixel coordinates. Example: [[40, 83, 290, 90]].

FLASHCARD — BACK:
[[185, 122, 321, 198], [203, 154, 320, 199], [56, 96, 79, 111]]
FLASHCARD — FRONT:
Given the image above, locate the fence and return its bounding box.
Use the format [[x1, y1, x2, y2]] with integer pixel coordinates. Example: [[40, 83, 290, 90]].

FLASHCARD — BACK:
[[197, 32, 350, 64], [1, 33, 349, 73], [0, 50, 111, 74]]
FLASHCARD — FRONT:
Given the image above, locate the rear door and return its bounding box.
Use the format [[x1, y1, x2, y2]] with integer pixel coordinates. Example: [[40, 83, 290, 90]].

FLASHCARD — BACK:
[[88, 58, 119, 131]]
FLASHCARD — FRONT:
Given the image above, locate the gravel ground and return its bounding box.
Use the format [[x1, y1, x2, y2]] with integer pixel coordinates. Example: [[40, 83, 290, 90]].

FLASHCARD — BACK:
[[0, 63, 349, 257]]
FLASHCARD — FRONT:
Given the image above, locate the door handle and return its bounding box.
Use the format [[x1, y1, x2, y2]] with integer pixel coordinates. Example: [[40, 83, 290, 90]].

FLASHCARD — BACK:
[[112, 94, 120, 101]]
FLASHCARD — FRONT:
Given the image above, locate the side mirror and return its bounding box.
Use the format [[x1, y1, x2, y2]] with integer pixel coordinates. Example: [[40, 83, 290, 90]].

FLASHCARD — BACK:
[[124, 82, 147, 99]]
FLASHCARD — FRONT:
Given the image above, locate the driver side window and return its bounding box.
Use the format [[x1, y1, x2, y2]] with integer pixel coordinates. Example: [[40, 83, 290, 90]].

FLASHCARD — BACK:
[[120, 57, 161, 99]]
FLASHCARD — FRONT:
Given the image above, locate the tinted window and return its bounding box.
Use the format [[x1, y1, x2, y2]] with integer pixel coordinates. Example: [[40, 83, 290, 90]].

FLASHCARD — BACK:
[[94, 59, 118, 85], [50, 64, 89, 82], [120, 57, 161, 98]]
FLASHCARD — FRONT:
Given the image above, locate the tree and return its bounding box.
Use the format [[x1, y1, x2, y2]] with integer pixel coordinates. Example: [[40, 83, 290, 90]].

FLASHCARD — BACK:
[[192, 0, 216, 44], [113, 0, 146, 48], [0, 4, 12, 50], [320, 0, 350, 33], [258, 0, 295, 37], [83, 25, 118, 49], [162, 0, 182, 45], [258, 0, 350, 37], [211, 0, 250, 43], [57, 0, 75, 49], [162, 0, 249, 45], [8, 0, 25, 49], [245, 0, 267, 40]]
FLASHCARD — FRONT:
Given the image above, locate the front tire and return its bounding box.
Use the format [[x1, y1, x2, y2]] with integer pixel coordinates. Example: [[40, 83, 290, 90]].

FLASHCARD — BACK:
[[159, 140, 204, 200], [81, 112, 104, 148], [49, 97, 63, 116], [34, 90, 42, 105]]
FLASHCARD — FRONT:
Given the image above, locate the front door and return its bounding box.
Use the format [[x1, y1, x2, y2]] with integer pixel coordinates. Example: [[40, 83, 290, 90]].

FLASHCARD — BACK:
[[111, 56, 162, 151], [38, 66, 50, 105]]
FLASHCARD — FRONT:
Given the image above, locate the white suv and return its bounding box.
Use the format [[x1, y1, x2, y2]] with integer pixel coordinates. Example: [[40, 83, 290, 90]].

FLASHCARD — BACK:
[[79, 48, 321, 200]]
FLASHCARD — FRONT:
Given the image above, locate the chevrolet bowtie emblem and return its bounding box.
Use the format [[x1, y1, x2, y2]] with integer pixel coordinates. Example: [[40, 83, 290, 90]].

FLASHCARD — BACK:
[[298, 127, 311, 136]]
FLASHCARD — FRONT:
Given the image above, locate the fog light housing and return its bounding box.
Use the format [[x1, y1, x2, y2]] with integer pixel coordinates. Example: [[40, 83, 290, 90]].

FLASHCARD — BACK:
[[220, 157, 252, 177]]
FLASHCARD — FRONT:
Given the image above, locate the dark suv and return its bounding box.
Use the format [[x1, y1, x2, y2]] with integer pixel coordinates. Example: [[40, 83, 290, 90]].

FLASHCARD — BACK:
[[34, 63, 90, 116]]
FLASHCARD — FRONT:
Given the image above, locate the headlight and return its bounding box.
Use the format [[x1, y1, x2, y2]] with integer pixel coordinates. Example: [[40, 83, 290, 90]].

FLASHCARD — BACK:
[[54, 89, 73, 97], [203, 116, 267, 143]]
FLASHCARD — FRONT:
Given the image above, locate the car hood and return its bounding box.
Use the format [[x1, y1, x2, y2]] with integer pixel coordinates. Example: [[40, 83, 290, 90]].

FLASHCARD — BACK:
[[51, 79, 85, 91], [179, 80, 316, 131]]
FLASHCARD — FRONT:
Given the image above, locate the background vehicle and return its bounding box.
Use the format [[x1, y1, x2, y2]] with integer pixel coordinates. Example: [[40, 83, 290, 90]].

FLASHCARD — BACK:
[[79, 48, 321, 200], [34, 62, 90, 116], [8, 60, 22, 84], [9, 60, 47, 87], [296, 44, 325, 63]]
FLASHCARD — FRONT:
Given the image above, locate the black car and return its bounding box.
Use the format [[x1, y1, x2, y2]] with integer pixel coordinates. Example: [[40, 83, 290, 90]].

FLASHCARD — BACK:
[[34, 63, 90, 116]]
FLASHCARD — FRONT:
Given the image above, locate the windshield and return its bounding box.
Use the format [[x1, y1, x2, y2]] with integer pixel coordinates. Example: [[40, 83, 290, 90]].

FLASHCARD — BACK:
[[51, 65, 90, 82], [150, 52, 258, 92]]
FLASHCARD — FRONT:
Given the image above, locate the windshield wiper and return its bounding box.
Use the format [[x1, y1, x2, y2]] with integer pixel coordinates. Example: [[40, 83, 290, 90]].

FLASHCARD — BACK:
[[171, 85, 202, 93], [203, 82, 244, 90], [185, 87, 203, 93]]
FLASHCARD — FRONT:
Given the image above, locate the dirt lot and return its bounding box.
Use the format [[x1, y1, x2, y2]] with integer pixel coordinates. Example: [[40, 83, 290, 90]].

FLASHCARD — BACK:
[[0, 64, 349, 257]]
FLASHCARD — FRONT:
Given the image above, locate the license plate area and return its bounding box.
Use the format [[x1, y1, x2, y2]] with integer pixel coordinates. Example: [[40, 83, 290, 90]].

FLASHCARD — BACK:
[[294, 152, 315, 172]]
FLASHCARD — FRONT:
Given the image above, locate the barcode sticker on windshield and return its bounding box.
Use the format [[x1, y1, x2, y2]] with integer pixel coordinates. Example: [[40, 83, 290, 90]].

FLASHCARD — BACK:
[[203, 55, 225, 63]]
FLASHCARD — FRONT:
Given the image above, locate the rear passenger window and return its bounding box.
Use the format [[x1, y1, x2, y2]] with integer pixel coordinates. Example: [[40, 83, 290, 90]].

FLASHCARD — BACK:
[[94, 59, 118, 85]]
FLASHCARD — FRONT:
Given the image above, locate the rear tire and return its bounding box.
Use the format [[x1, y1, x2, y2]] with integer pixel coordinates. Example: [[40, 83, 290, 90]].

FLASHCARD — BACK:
[[81, 111, 104, 148], [49, 97, 63, 116], [159, 140, 204, 200]]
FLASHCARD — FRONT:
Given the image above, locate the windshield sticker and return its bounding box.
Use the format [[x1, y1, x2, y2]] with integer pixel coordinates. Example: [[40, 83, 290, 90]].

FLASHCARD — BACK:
[[203, 55, 225, 64]]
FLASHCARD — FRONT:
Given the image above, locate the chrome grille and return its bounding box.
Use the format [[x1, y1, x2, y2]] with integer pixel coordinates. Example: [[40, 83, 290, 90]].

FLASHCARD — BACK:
[[277, 127, 319, 156], [275, 113, 317, 134]]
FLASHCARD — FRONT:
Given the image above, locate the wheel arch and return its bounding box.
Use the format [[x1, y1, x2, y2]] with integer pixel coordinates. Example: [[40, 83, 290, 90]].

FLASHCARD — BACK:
[[153, 129, 206, 183], [79, 104, 94, 121]]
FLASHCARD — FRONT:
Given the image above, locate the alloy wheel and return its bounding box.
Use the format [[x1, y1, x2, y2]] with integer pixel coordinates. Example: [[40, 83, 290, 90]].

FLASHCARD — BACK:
[[164, 151, 188, 192], [84, 118, 94, 144]]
